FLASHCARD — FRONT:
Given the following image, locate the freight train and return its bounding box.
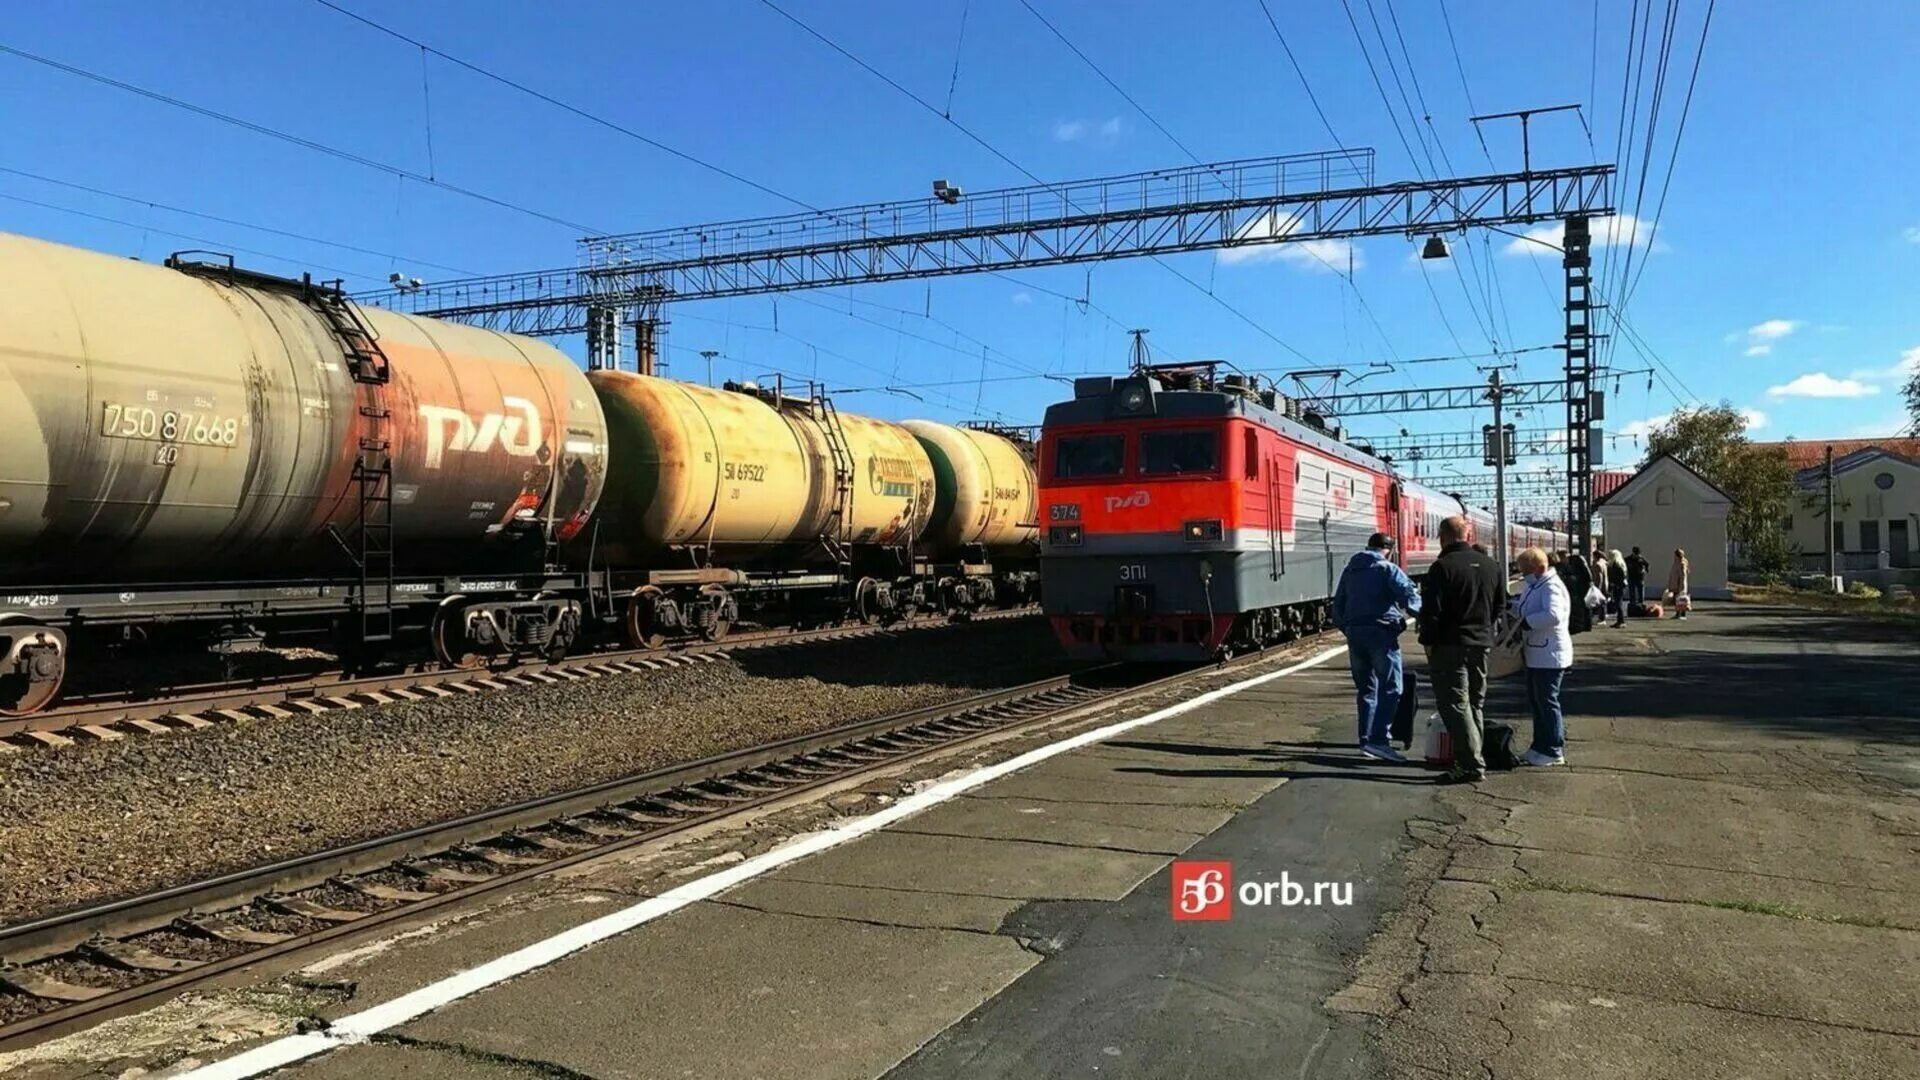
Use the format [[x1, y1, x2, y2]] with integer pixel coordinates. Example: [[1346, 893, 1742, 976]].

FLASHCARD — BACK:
[[1038, 364, 1559, 661], [0, 233, 1038, 715]]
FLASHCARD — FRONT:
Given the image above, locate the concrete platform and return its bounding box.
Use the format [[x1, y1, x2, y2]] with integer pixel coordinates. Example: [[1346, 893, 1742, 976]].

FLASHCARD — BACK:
[[12, 603, 1915, 1080]]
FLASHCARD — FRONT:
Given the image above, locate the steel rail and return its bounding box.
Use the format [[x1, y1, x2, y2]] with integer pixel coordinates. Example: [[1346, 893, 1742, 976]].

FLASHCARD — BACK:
[[2, 609, 1038, 745], [0, 633, 1326, 1050]]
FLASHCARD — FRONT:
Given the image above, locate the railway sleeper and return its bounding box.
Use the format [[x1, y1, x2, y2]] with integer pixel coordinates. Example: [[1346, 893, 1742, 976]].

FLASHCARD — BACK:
[[175, 913, 294, 946], [0, 965, 109, 1004], [76, 936, 203, 974]]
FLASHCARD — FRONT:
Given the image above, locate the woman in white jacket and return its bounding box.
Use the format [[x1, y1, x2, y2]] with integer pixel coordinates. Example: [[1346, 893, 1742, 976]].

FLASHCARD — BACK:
[[1512, 547, 1572, 766]]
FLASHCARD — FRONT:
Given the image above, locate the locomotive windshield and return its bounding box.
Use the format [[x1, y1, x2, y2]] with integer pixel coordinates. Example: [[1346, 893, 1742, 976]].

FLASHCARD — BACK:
[[1140, 430, 1218, 476], [1054, 433, 1126, 478]]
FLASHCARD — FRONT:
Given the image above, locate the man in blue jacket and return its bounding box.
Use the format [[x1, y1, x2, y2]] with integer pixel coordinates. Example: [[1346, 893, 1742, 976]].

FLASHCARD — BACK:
[[1332, 532, 1422, 762]]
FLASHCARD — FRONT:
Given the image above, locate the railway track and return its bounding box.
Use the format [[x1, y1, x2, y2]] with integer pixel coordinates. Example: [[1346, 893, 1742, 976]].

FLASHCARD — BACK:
[[0, 635, 1322, 1051], [0, 608, 1039, 749]]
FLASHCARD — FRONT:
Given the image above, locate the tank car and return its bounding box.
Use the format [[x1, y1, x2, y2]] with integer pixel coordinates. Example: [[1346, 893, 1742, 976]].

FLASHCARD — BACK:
[[579, 371, 937, 645], [900, 420, 1040, 614], [1037, 365, 1563, 662], [0, 232, 607, 711]]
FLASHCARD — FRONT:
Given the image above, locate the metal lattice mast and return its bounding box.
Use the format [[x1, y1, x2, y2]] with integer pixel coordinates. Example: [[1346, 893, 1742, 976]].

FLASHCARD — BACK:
[[1563, 216, 1595, 553]]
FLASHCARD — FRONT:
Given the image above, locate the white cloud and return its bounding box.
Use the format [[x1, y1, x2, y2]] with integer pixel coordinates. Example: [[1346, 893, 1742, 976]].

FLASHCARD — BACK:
[[1010, 291, 1032, 306], [1053, 116, 1123, 142], [1843, 345, 1920, 382], [1503, 214, 1660, 256], [1219, 211, 1362, 270], [1765, 373, 1879, 399], [1725, 319, 1800, 357], [1617, 413, 1670, 438], [1617, 407, 1766, 439], [1905, 226, 1920, 244]]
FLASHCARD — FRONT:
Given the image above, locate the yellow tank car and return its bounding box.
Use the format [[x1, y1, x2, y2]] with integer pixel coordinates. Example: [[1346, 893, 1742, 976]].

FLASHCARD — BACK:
[[584, 372, 933, 561], [902, 421, 1039, 556]]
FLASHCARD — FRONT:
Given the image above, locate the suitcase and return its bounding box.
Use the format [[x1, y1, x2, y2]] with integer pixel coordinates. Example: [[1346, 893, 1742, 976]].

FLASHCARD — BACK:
[[1392, 667, 1420, 747], [1642, 601, 1664, 618]]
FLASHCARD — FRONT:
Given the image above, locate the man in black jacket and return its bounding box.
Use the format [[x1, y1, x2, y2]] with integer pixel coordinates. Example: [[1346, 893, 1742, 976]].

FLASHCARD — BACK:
[[1417, 516, 1505, 783]]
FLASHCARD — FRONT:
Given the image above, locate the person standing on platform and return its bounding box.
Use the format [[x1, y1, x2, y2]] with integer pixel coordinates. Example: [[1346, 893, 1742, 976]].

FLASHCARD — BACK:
[[1563, 550, 1595, 635], [1417, 516, 1504, 785], [1665, 548, 1691, 619], [1626, 546, 1651, 608], [1332, 532, 1421, 763], [1513, 547, 1574, 766], [1607, 549, 1629, 628], [1589, 547, 1609, 607]]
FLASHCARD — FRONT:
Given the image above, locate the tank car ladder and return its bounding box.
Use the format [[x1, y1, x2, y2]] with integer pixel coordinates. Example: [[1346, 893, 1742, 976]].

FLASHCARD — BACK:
[[816, 395, 857, 569], [313, 289, 397, 647]]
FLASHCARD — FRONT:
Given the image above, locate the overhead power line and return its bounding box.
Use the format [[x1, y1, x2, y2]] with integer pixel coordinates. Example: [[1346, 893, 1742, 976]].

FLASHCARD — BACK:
[[0, 191, 374, 280], [0, 42, 599, 233], [759, 0, 1319, 364], [0, 165, 481, 276]]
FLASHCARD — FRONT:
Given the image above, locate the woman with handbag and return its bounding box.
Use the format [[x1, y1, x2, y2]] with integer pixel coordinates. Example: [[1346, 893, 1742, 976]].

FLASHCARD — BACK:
[[1513, 547, 1572, 767], [1665, 549, 1691, 620]]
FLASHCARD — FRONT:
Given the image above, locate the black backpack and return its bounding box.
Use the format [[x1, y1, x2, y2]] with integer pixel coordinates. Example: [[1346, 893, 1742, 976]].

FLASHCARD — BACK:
[[1483, 721, 1518, 770]]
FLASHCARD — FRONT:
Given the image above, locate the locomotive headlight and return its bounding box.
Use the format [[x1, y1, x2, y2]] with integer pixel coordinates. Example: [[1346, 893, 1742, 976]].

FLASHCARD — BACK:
[[1119, 384, 1149, 412], [1184, 519, 1223, 542], [1049, 524, 1083, 546]]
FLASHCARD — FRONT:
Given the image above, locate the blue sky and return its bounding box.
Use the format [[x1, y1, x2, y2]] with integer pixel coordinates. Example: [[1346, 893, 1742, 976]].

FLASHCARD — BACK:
[[5, 1, 1916, 510]]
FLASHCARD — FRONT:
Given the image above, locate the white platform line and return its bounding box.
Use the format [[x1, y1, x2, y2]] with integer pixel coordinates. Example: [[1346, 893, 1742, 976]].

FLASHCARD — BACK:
[[184, 644, 1348, 1079]]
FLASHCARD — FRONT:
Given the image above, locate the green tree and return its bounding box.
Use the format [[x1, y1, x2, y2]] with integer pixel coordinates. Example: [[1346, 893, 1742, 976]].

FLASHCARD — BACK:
[[1642, 404, 1795, 573], [1905, 365, 1919, 435]]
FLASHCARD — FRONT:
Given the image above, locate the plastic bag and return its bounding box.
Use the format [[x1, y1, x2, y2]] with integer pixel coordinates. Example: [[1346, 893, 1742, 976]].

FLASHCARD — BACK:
[[1585, 585, 1605, 609]]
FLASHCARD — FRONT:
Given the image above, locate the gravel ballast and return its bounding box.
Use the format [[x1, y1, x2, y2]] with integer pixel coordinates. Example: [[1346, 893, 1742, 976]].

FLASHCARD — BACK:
[[0, 618, 1071, 925]]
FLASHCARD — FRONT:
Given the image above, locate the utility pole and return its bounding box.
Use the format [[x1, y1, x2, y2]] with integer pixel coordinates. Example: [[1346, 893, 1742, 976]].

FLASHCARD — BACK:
[[1488, 369, 1511, 583], [700, 349, 719, 387], [1825, 444, 1837, 589]]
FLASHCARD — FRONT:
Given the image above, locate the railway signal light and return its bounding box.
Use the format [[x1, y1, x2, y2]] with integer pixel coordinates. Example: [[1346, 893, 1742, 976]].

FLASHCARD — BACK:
[[1483, 423, 1517, 467]]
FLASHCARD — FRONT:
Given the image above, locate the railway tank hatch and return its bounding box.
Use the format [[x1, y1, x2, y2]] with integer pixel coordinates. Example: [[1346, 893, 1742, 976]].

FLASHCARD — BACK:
[[0, 232, 608, 584], [901, 420, 1038, 555], [581, 372, 934, 563]]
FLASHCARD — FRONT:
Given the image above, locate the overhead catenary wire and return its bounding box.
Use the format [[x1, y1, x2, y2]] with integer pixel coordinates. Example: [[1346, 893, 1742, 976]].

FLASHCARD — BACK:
[[1621, 0, 1714, 314], [0, 42, 600, 234], [0, 191, 377, 281], [0, 165, 482, 276], [314, 0, 1146, 390], [759, 0, 1322, 365]]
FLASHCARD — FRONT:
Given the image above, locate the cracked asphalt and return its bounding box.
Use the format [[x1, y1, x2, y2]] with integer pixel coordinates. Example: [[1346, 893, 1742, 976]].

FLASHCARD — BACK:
[[7, 604, 1913, 1079]]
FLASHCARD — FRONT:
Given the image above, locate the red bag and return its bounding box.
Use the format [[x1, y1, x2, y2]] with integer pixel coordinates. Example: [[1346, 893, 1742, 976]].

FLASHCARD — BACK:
[[1642, 601, 1664, 618]]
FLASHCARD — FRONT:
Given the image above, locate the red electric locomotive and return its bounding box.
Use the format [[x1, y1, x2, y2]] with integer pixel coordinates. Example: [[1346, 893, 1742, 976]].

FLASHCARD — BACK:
[[1039, 365, 1558, 661]]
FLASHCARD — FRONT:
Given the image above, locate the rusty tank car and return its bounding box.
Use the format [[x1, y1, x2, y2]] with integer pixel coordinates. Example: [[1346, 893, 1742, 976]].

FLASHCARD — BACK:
[[580, 370, 938, 644], [0, 232, 608, 712]]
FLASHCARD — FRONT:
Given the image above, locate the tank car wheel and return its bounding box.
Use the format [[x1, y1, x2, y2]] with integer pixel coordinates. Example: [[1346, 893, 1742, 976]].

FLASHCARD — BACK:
[[430, 596, 488, 670], [625, 587, 670, 651], [0, 617, 68, 717], [852, 578, 883, 626], [698, 585, 734, 642]]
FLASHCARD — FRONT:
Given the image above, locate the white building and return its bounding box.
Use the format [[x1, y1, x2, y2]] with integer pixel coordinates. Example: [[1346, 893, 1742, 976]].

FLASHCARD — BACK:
[[1592, 454, 1734, 598]]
